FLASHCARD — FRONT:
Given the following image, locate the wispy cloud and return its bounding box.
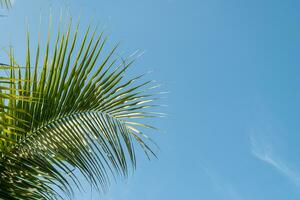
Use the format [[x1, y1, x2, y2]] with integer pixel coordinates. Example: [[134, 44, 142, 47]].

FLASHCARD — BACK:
[[202, 166, 243, 200], [250, 135, 300, 188]]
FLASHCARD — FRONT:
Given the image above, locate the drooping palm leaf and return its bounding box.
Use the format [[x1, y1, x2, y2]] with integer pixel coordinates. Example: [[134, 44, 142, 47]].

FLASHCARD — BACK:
[[0, 21, 161, 199], [0, 0, 11, 9]]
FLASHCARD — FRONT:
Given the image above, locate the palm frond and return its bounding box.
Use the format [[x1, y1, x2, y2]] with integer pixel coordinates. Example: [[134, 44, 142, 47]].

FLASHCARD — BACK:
[[0, 0, 11, 9], [0, 20, 161, 199]]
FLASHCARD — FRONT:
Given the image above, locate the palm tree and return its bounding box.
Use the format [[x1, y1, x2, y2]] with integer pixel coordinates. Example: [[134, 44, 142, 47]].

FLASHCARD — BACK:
[[0, 21, 160, 199], [0, 0, 11, 9]]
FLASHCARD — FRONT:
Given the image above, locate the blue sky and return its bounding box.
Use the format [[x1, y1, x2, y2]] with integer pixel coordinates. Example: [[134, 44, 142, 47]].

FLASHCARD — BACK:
[[1, 0, 300, 199]]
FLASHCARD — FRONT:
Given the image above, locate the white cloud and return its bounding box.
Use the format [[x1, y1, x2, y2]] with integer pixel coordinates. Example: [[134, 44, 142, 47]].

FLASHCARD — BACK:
[[250, 135, 300, 188]]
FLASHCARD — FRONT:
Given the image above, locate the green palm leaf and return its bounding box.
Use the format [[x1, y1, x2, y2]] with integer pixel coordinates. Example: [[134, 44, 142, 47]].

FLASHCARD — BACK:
[[0, 21, 161, 199], [0, 0, 11, 9]]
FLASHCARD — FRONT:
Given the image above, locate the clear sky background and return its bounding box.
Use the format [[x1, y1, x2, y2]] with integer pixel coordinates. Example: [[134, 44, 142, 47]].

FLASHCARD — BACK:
[[1, 0, 300, 199]]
